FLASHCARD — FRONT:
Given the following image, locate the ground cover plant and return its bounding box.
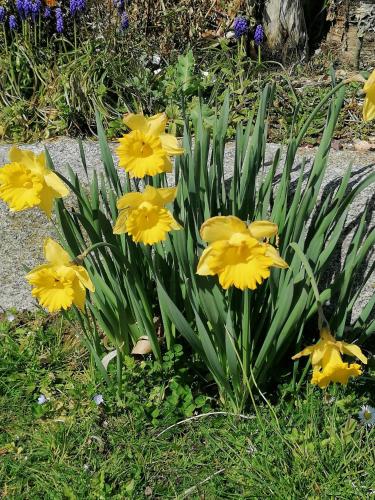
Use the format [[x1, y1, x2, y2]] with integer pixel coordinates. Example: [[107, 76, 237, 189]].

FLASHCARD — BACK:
[[1, 312, 374, 498], [0, 1, 372, 143], [0, 70, 374, 412]]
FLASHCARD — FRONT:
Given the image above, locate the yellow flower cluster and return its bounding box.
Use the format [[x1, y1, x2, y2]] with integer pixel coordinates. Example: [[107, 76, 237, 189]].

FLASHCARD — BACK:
[[292, 327, 367, 388], [116, 113, 184, 178], [26, 239, 94, 313], [114, 185, 181, 244], [197, 216, 288, 290], [114, 113, 287, 292], [0, 147, 68, 217], [0, 98, 370, 390]]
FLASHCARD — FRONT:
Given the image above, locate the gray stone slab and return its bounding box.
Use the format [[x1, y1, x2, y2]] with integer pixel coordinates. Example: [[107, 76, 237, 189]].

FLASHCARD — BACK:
[[0, 139, 374, 317]]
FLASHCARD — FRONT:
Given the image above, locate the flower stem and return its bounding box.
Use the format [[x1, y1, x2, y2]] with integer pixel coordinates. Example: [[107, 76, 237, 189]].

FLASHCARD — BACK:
[[73, 242, 121, 264]]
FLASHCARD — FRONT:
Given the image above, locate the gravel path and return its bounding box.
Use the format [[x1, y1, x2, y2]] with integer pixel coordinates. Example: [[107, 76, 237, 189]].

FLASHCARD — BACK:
[[0, 138, 374, 315]]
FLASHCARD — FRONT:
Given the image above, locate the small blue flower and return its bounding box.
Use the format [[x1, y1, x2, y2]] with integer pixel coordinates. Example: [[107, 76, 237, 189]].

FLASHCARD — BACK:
[[0, 7, 6, 23], [55, 7, 63, 33], [93, 394, 104, 405], [120, 11, 129, 30], [44, 6, 51, 18], [9, 15, 17, 30], [233, 16, 248, 39], [37, 394, 48, 405], [254, 24, 264, 46]]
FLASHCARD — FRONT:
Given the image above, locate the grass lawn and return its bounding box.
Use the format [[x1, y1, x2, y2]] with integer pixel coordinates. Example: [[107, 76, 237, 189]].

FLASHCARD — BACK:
[[1, 312, 374, 499]]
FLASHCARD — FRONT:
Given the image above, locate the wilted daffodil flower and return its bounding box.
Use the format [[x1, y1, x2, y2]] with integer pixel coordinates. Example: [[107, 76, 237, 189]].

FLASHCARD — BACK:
[[292, 327, 367, 389], [197, 216, 288, 290], [363, 69, 375, 122], [116, 112, 184, 178], [113, 185, 181, 244], [0, 147, 68, 217], [26, 239, 94, 312]]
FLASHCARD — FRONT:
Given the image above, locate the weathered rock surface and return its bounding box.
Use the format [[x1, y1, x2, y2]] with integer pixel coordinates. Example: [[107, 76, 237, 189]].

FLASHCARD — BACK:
[[0, 139, 374, 316]]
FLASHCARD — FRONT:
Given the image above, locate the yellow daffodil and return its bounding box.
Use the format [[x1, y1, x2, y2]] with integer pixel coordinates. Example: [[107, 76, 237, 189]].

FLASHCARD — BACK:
[[113, 185, 181, 244], [363, 69, 375, 121], [292, 327, 367, 389], [116, 113, 183, 178], [0, 147, 69, 217], [26, 239, 94, 312], [197, 216, 288, 290]]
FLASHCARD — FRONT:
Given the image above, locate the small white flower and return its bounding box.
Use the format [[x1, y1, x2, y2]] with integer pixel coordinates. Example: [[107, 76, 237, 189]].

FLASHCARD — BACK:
[[6, 313, 15, 322], [201, 70, 209, 77], [83, 464, 90, 471], [37, 394, 48, 405], [93, 394, 104, 405], [152, 54, 161, 65], [154, 68, 162, 75], [358, 405, 375, 426]]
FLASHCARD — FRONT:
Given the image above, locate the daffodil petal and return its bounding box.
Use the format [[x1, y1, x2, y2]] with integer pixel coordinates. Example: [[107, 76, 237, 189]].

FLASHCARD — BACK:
[[160, 134, 184, 155], [200, 216, 248, 243], [146, 113, 168, 136], [264, 244, 288, 268], [248, 221, 278, 240], [44, 172, 69, 197], [74, 266, 95, 293], [44, 238, 71, 265], [117, 192, 145, 210], [72, 278, 87, 310], [123, 113, 149, 133], [340, 342, 368, 365]]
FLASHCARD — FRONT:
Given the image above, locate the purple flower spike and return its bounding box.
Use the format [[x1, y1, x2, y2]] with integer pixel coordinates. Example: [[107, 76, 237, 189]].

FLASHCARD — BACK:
[[31, 0, 42, 21], [55, 8, 63, 33], [9, 15, 17, 30], [0, 7, 5, 23], [23, 0, 33, 17], [70, 0, 86, 16], [254, 24, 264, 46], [233, 16, 248, 39], [16, 0, 25, 19], [114, 0, 124, 13], [120, 11, 129, 30], [44, 7, 51, 18]]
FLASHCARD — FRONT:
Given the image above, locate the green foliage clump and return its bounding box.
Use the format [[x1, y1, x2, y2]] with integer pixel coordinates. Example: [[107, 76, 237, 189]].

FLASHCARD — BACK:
[[0, 312, 374, 498], [51, 78, 374, 411]]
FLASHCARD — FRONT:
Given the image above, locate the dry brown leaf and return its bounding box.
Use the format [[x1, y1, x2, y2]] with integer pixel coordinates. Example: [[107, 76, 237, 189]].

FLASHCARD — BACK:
[[131, 336, 152, 355]]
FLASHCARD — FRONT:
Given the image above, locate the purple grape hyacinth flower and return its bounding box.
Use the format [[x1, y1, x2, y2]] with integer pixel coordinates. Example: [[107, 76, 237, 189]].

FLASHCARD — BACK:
[[23, 0, 33, 18], [16, 0, 25, 19], [44, 6, 51, 18], [254, 24, 264, 46], [70, 0, 86, 16], [233, 16, 248, 39], [55, 8, 63, 33], [120, 11, 129, 30], [0, 7, 5, 23], [31, 0, 42, 21], [9, 15, 17, 30], [114, 0, 124, 13]]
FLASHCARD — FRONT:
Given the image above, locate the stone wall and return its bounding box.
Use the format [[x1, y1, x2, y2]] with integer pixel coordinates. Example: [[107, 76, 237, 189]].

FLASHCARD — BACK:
[[325, 0, 375, 69]]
